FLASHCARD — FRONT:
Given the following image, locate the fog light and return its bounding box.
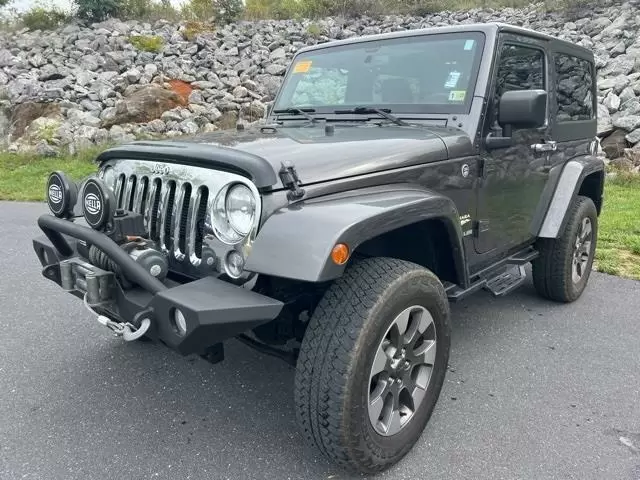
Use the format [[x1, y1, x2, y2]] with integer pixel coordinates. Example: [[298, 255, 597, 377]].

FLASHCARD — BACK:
[[47, 171, 78, 219], [172, 309, 187, 336], [225, 250, 245, 278]]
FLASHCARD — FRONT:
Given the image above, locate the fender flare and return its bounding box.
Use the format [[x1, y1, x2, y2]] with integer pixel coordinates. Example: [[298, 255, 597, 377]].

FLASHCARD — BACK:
[[537, 156, 605, 239], [245, 184, 467, 283]]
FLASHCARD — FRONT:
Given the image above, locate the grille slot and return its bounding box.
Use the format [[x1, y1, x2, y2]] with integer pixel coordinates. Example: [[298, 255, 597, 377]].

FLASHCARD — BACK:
[[113, 174, 207, 265]]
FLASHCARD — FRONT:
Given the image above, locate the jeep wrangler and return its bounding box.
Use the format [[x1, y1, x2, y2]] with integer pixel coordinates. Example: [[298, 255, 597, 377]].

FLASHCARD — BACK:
[[33, 23, 604, 474]]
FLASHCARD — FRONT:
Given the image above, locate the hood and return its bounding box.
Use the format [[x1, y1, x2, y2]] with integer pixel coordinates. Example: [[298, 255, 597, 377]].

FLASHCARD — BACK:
[[97, 124, 473, 189]]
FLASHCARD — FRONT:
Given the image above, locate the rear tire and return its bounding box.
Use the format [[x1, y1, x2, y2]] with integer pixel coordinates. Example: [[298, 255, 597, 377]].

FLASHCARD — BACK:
[[532, 195, 598, 303], [294, 257, 451, 474]]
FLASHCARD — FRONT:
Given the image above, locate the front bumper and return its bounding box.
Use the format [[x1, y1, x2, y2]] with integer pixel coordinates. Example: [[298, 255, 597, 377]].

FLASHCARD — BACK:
[[33, 214, 284, 355]]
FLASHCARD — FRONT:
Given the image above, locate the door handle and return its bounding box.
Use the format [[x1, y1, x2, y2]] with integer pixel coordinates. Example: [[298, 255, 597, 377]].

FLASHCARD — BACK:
[[531, 141, 557, 153]]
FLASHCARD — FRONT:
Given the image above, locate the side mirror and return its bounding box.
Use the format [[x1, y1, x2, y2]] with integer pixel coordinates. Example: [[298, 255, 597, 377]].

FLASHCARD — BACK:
[[486, 89, 547, 150], [499, 89, 547, 129]]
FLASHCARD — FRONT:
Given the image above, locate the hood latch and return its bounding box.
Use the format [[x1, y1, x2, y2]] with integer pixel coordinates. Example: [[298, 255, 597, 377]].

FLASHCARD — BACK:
[[278, 161, 305, 201]]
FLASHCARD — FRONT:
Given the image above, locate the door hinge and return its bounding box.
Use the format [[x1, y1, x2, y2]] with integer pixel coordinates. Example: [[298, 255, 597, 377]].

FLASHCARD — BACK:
[[278, 161, 305, 201], [477, 158, 486, 178], [473, 220, 489, 237]]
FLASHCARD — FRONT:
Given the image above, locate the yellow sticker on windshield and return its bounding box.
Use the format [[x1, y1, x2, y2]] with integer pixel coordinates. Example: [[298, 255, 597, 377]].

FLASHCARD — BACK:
[[449, 90, 466, 102], [294, 60, 312, 73]]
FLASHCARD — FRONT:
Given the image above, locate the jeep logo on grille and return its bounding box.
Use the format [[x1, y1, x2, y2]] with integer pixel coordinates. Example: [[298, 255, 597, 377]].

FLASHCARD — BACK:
[[84, 193, 101, 215], [48, 184, 62, 204], [152, 163, 171, 175]]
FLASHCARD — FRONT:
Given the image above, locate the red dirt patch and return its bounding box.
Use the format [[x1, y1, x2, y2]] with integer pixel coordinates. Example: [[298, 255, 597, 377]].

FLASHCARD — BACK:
[[168, 79, 194, 105]]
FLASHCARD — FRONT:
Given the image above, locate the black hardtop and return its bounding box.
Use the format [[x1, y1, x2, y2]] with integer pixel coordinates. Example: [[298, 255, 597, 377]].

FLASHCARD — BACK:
[[295, 22, 594, 60]]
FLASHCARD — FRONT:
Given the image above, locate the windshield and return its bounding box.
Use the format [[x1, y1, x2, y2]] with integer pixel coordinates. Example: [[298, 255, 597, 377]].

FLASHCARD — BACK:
[[273, 32, 485, 115]]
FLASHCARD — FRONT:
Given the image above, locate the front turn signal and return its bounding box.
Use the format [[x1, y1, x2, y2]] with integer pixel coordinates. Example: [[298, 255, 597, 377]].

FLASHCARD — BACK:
[[331, 243, 350, 265]]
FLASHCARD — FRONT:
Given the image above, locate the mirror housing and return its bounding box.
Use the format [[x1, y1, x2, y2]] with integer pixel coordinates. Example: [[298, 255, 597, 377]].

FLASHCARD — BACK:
[[498, 89, 547, 129], [486, 89, 547, 151]]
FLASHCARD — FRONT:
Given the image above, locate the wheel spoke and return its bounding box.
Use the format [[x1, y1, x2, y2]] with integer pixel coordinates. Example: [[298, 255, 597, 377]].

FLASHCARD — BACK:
[[410, 385, 427, 410], [368, 380, 389, 425], [371, 344, 389, 377], [394, 308, 411, 337], [414, 339, 437, 366], [403, 317, 420, 347], [581, 219, 592, 242], [386, 409, 403, 436]]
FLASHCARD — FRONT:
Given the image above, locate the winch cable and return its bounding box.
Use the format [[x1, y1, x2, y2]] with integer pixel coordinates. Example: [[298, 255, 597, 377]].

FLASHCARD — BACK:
[[83, 292, 151, 341]]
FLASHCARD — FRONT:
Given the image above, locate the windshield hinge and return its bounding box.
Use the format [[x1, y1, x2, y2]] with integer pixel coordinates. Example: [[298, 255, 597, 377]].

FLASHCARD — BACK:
[[278, 161, 305, 201]]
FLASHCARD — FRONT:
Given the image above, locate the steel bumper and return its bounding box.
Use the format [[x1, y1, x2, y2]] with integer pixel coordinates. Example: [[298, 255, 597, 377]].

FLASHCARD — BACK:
[[33, 214, 284, 355]]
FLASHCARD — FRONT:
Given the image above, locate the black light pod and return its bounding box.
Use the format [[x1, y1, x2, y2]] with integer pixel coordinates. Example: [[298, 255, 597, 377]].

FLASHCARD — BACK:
[[47, 171, 78, 219], [81, 178, 116, 230]]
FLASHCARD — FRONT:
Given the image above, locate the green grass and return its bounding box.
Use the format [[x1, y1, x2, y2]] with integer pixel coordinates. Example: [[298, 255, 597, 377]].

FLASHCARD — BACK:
[[0, 150, 99, 201], [1, 150, 638, 280], [594, 173, 640, 280]]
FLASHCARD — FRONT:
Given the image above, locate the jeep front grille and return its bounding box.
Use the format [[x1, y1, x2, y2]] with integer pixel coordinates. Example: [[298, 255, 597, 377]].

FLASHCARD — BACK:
[[99, 159, 261, 276], [113, 173, 210, 262]]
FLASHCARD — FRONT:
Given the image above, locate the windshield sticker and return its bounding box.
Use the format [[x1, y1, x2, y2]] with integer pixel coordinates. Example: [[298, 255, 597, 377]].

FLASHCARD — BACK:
[[293, 60, 312, 74], [464, 39, 475, 51], [449, 90, 466, 102], [444, 71, 461, 89]]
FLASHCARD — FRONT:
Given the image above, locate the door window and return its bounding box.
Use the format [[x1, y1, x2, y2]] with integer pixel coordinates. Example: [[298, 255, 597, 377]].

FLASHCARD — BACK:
[[489, 44, 546, 129]]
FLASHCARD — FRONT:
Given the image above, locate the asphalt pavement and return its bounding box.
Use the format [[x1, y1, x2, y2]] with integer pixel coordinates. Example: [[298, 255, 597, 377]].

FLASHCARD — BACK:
[[1, 201, 639, 480]]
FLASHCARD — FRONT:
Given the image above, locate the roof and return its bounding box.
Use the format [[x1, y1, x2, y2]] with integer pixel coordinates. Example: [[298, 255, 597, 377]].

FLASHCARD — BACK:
[[296, 22, 592, 57]]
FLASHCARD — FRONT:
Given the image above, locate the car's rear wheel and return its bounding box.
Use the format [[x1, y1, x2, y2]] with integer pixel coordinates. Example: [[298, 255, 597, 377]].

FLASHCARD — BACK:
[[532, 195, 598, 302], [294, 257, 451, 474]]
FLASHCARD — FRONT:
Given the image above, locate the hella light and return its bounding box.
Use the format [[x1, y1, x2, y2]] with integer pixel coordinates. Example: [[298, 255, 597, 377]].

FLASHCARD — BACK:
[[46, 171, 78, 219]]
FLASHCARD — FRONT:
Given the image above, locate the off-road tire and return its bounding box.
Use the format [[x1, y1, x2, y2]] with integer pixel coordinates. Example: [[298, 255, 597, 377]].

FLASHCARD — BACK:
[[532, 195, 598, 303], [294, 257, 451, 474]]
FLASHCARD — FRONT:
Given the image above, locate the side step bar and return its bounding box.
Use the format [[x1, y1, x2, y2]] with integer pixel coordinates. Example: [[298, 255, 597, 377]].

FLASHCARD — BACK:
[[445, 247, 538, 302]]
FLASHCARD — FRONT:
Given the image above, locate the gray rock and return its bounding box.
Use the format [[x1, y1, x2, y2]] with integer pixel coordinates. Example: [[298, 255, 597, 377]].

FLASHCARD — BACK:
[[613, 115, 640, 131], [625, 128, 640, 145], [0, 49, 15, 67], [619, 86, 636, 104], [35, 140, 59, 157], [179, 120, 198, 135], [604, 92, 620, 113], [0, 71, 8, 86], [146, 119, 166, 133], [124, 68, 142, 83], [265, 64, 287, 76]]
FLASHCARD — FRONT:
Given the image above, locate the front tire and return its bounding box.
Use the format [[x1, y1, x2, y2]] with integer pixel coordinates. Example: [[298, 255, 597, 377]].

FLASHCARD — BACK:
[[294, 257, 451, 474], [532, 195, 598, 302]]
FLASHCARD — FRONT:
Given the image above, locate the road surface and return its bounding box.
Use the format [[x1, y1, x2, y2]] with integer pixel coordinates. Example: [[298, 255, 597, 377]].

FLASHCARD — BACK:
[[1, 202, 639, 480]]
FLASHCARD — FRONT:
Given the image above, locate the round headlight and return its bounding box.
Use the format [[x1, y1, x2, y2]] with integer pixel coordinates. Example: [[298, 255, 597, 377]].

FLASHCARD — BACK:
[[211, 183, 257, 245], [226, 184, 256, 236]]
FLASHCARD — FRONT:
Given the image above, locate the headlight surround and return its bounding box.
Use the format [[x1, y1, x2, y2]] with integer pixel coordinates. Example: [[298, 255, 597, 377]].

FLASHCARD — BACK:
[[211, 183, 257, 245]]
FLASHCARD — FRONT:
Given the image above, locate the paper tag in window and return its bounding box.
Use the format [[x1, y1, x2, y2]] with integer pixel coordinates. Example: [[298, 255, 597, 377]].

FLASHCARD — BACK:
[[464, 39, 475, 51], [444, 71, 461, 88], [293, 60, 312, 73], [449, 90, 466, 102]]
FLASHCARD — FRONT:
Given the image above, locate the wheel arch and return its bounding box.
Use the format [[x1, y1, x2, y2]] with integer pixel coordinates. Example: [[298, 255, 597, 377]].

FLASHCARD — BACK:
[[245, 184, 468, 285], [537, 156, 605, 239]]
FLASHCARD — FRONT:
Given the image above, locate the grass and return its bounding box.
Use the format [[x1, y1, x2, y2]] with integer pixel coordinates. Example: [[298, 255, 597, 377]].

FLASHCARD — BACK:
[[0, 150, 638, 280], [593, 173, 640, 280], [0, 150, 100, 201]]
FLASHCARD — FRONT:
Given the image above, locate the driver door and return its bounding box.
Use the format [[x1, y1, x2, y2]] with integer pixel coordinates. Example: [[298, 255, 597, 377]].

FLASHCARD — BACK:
[[474, 37, 553, 255]]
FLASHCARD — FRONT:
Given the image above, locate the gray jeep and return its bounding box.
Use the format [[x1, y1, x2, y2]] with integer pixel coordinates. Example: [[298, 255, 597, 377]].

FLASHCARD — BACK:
[[34, 23, 604, 474]]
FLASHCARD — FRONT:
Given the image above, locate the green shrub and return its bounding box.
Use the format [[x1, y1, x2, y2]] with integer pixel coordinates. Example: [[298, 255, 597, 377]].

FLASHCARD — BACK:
[[306, 22, 322, 37], [21, 5, 71, 30], [74, 0, 121, 22], [120, 0, 182, 21], [129, 34, 164, 53], [182, 20, 214, 40]]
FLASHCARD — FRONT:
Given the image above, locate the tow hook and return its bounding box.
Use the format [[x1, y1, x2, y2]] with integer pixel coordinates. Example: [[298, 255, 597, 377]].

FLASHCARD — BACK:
[[83, 293, 151, 341]]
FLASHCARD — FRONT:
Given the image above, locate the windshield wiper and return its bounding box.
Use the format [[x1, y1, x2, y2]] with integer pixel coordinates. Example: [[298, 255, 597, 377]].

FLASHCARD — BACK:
[[272, 107, 318, 123], [333, 106, 410, 127]]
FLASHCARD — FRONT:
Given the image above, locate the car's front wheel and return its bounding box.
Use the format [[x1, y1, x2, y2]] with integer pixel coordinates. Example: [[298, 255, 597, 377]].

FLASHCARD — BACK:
[[294, 257, 451, 474]]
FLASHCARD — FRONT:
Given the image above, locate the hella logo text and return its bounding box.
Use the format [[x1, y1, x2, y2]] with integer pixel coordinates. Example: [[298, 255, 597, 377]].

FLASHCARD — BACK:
[[84, 193, 101, 215]]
